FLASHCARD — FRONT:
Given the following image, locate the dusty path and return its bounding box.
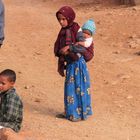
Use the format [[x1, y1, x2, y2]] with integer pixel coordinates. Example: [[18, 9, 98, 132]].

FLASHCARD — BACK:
[[0, 0, 140, 139]]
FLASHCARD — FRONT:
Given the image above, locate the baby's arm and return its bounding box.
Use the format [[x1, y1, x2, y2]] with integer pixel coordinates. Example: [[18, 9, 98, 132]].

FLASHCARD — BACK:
[[68, 28, 86, 53], [59, 44, 86, 55], [69, 44, 86, 53], [76, 41, 86, 47]]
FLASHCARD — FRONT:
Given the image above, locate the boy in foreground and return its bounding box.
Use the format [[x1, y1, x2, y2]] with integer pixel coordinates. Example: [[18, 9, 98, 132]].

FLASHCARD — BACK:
[[0, 69, 23, 132]]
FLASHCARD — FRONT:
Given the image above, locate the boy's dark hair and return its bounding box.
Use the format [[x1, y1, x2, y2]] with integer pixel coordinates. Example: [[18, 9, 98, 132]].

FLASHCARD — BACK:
[[0, 69, 16, 82]]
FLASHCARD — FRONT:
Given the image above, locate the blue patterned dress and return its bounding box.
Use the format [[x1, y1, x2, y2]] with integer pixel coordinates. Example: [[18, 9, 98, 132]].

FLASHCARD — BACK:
[[64, 56, 92, 121]]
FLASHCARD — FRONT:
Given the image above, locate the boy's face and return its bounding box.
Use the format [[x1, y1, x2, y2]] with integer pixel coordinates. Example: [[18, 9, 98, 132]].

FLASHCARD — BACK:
[[0, 75, 14, 93], [83, 30, 92, 39], [57, 13, 68, 28]]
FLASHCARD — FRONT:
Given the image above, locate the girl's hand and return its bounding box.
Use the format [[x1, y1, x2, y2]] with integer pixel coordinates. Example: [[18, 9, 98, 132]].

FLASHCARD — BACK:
[[59, 46, 69, 55], [75, 42, 79, 45]]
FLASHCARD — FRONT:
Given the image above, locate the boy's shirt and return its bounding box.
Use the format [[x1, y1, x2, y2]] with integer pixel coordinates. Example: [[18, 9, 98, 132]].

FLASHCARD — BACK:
[[0, 88, 23, 132]]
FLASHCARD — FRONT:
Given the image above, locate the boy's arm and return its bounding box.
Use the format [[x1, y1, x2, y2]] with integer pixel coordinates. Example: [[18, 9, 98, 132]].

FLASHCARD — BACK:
[[0, 1, 4, 47]]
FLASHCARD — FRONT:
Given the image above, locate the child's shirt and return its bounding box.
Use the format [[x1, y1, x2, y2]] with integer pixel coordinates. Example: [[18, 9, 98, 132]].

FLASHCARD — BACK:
[[84, 37, 93, 48], [0, 88, 23, 132]]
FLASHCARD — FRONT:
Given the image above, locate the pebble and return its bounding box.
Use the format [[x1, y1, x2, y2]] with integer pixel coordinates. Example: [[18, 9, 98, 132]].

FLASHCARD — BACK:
[[34, 98, 41, 103], [24, 86, 29, 89], [112, 51, 121, 54], [127, 95, 133, 99], [111, 92, 115, 95], [111, 81, 118, 85], [120, 75, 130, 80], [134, 51, 140, 56], [128, 44, 137, 49]]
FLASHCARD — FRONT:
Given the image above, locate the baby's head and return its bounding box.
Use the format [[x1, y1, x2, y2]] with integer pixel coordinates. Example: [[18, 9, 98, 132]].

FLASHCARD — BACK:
[[56, 6, 76, 28], [82, 19, 96, 38], [0, 69, 16, 93]]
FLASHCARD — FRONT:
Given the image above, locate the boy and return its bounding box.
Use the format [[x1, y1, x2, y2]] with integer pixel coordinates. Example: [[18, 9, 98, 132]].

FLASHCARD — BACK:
[[0, 69, 23, 132], [0, 0, 5, 47]]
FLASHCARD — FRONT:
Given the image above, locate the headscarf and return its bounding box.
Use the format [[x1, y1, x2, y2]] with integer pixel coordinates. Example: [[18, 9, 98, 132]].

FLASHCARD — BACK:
[[54, 6, 80, 57], [82, 19, 96, 35]]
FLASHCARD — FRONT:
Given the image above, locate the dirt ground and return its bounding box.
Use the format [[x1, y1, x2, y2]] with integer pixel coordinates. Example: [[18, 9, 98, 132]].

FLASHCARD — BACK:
[[0, 0, 140, 140]]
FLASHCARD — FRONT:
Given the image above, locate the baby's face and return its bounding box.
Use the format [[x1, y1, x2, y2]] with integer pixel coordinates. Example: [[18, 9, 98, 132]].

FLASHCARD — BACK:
[[83, 30, 92, 38], [0, 75, 14, 92]]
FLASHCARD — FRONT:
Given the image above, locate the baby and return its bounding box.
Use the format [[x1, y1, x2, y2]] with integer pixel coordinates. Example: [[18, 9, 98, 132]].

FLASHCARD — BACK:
[[63, 19, 96, 62]]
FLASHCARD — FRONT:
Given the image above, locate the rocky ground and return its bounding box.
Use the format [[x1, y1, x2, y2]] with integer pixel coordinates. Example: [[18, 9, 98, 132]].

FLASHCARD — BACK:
[[0, 0, 140, 140]]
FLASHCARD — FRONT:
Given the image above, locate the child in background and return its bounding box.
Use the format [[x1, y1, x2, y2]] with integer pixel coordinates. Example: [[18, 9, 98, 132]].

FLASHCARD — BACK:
[[54, 6, 93, 121], [0, 0, 5, 47], [0, 69, 23, 132]]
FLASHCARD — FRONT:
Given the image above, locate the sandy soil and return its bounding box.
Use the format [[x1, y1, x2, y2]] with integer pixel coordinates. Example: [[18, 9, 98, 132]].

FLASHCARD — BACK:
[[0, 0, 140, 140]]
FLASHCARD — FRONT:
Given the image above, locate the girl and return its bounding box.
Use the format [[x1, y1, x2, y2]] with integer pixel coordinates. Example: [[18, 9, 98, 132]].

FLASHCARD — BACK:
[[54, 6, 93, 121]]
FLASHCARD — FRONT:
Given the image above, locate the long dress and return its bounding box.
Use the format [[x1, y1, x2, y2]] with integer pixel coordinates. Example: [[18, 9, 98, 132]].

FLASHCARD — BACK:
[[64, 56, 92, 121]]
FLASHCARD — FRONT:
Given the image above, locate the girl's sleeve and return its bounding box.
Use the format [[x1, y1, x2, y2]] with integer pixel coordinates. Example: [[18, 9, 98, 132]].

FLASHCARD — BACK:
[[76, 28, 84, 42]]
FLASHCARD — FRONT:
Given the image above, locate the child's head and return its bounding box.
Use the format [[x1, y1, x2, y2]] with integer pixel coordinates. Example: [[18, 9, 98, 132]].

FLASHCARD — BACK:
[[0, 69, 16, 92], [56, 6, 76, 28], [82, 19, 96, 37]]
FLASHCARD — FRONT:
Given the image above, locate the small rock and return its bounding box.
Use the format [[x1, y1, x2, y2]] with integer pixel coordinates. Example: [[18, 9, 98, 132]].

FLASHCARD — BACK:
[[99, 33, 103, 36], [31, 85, 35, 88], [111, 92, 115, 95], [134, 51, 140, 56], [127, 95, 133, 99], [33, 110, 39, 114], [117, 104, 123, 108], [120, 75, 130, 80], [104, 80, 109, 85], [128, 44, 137, 49], [112, 51, 120, 54], [18, 71, 22, 74], [94, 7, 99, 11], [24, 86, 29, 89], [128, 34, 137, 39], [111, 81, 118, 85], [132, 7, 137, 11], [106, 12, 112, 16], [34, 98, 41, 103], [35, 52, 42, 55], [96, 21, 100, 24]]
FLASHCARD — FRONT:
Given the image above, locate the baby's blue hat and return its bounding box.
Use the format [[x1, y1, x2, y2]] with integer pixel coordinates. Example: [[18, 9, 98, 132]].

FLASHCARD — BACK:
[[82, 19, 96, 35]]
